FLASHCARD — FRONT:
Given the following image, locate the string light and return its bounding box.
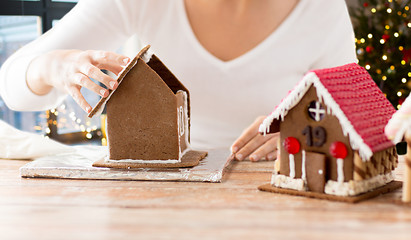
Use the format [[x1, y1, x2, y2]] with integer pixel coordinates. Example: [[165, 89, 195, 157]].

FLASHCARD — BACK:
[[371, 8, 377, 13], [368, 33, 373, 38], [398, 91, 402, 97], [86, 133, 92, 139], [382, 55, 388, 60], [44, 101, 101, 142], [402, 78, 407, 83], [380, 39, 385, 44]]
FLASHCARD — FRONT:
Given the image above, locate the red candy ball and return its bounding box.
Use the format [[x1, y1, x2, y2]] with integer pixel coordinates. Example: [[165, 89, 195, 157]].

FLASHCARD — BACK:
[[329, 141, 347, 159], [284, 137, 300, 154]]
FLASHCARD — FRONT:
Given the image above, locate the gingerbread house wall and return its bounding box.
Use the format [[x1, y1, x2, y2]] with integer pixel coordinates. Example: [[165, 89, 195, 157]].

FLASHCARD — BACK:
[[279, 86, 354, 182], [176, 91, 189, 155], [106, 58, 180, 161], [353, 147, 398, 181]]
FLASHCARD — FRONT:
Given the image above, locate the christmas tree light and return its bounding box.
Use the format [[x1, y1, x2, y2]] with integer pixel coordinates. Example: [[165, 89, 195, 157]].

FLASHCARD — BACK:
[[349, 0, 411, 109]]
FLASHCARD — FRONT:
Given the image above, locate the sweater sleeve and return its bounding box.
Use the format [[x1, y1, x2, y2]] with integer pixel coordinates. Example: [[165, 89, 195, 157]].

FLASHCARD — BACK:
[[0, 0, 138, 111]]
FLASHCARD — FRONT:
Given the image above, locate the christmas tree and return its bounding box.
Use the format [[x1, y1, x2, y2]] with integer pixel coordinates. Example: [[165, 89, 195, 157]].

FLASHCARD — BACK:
[[349, 0, 411, 109]]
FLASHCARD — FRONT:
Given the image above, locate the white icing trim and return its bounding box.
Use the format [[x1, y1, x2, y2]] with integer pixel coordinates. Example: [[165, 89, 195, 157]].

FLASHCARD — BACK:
[[271, 174, 306, 191], [324, 172, 394, 196], [259, 72, 374, 161], [392, 118, 411, 144], [105, 157, 181, 164], [176, 91, 190, 158], [301, 150, 306, 181], [272, 172, 394, 196], [337, 158, 344, 183], [142, 48, 154, 63], [289, 154, 295, 178]]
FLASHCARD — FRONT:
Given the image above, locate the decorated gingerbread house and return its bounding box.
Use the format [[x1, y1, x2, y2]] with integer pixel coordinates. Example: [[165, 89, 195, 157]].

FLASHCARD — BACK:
[[385, 96, 411, 203], [88, 46, 206, 169], [259, 63, 400, 200]]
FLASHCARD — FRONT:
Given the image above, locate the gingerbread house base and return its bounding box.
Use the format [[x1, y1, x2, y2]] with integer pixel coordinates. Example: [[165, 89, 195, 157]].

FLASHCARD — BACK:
[[258, 181, 402, 203], [92, 150, 207, 169]]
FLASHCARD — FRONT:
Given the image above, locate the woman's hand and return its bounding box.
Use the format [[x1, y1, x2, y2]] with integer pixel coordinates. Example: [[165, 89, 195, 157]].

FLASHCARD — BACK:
[[231, 116, 279, 162], [27, 49, 130, 113]]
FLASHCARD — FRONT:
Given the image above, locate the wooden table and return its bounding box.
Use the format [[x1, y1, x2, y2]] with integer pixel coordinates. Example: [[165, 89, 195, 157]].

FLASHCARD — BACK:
[[0, 157, 410, 240]]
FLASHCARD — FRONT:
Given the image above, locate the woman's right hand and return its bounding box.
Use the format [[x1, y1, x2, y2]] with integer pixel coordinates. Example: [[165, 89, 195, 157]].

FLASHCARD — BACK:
[[26, 49, 130, 113]]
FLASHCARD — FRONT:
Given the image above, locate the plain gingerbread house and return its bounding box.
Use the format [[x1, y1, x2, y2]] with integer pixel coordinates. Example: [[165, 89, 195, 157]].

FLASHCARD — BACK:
[[88, 46, 206, 168]]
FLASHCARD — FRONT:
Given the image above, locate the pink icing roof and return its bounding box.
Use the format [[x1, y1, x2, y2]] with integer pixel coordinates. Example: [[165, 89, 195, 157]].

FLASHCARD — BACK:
[[311, 63, 396, 153]]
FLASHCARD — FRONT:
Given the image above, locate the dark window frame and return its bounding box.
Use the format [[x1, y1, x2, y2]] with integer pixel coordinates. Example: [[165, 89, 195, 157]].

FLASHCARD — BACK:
[[0, 0, 101, 144]]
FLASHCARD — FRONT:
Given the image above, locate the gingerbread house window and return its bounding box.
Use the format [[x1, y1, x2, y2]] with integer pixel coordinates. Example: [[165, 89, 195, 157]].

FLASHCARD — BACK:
[[308, 101, 325, 121]]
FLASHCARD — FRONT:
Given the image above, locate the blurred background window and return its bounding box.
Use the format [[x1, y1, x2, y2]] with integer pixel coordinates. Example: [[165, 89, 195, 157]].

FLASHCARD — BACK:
[[0, 0, 104, 144], [0, 15, 46, 133]]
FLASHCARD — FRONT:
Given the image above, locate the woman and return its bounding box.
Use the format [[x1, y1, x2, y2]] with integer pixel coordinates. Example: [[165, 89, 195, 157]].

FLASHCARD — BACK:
[[0, 0, 357, 161]]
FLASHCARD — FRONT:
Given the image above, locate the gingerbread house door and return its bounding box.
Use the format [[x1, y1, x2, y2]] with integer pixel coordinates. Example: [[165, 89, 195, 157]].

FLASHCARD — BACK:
[[305, 151, 326, 193]]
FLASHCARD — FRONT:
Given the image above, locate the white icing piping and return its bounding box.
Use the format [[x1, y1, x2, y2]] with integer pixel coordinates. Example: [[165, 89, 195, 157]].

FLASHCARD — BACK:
[[271, 174, 306, 191], [301, 150, 306, 181], [392, 118, 411, 144], [176, 91, 191, 158], [272, 172, 394, 196], [142, 48, 154, 63], [289, 154, 295, 178], [259, 72, 373, 161], [337, 158, 344, 183], [105, 157, 180, 164], [324, 172, 394, 196]]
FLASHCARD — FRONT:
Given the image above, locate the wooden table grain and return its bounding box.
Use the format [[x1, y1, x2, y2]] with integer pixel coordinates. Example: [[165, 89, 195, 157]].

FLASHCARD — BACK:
[[0, 158, 410, 240]]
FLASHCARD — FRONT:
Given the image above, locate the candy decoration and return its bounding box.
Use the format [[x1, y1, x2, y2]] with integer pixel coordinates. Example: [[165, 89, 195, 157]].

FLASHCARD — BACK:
[[330, 141, 347, 183], [284, 137, 300, 178], [284, 137, 300, 154]]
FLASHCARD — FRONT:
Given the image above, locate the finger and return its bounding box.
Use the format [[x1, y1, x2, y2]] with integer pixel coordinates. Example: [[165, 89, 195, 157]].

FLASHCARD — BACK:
[[67, 86, 92, 113], [78, 64, 118, 90], [266, 151, 277, 161], [73, 72, 109, 98], [231, 116, 266, 153], [249, 137, 278, 162], [88, 50, 130, 75], [235, 134, 272, 161]]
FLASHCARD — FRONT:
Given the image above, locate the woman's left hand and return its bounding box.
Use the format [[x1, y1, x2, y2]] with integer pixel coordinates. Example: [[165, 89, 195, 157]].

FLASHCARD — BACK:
[[231, 116, 279, 162]]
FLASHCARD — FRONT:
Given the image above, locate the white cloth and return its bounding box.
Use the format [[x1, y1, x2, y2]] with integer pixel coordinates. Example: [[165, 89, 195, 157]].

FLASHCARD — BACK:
[[0, 0, 357, 150], [0, 120, 74, 159]]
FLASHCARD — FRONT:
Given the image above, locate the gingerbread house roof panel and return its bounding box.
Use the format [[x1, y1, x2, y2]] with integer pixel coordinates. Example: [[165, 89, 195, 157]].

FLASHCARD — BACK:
[[311, 63, 396, 153]]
